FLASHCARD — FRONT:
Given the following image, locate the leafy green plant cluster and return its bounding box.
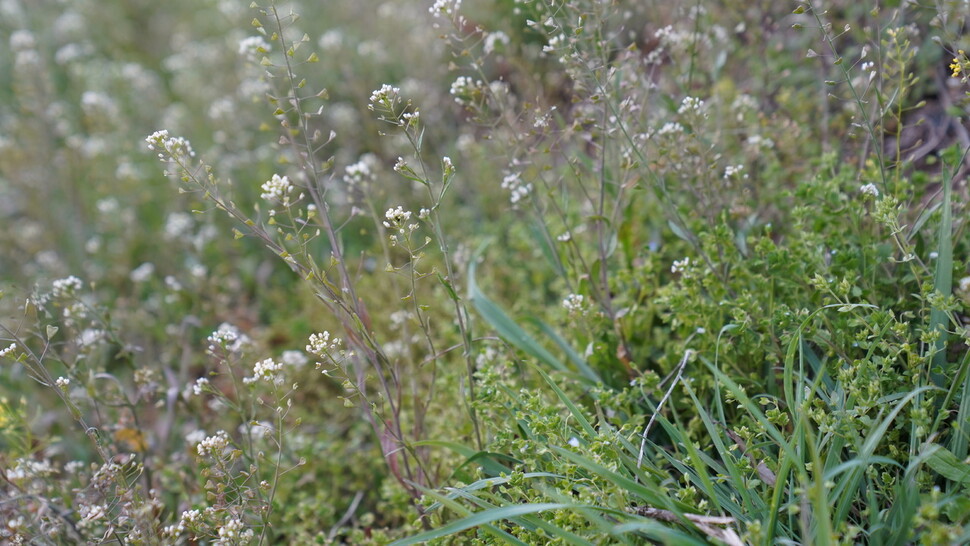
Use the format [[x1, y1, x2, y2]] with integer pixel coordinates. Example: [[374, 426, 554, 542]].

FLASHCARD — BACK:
[[1, 0, 970, 544]]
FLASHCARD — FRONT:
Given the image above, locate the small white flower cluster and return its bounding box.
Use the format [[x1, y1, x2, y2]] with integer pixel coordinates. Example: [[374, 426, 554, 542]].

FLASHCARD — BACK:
[[368, 84, 400, 108], [344, 157, 376, 188], [401, 110, 420, 125], [657, 122, 685, 136], [145, 130, 196, 162], [80, 91, 118, 119], [260, 174, 293, 204], [79, 503, 109, 526], [51, 275, 83, 298], [192, 377, 210, 396], [10, 29, 36, 51], [214, 517, 253, 544], [501, 172, 533, 205], [654, 25, 709, 52], [562, 293, 587, 317], [7, 458, 55, 480], [671, 257, 691, 274], [442, 156, 455, 176], [196, 430, 230, 457], [677, 96, 706, 115], [383, 206, 418, 235], [543, 33, 566, 54], [164, 212, 193, 239], [306, 331, 341, 356], [62, 302, 86, 324], [217, 518, 250, 542], [243, 357, 284, 385], [0, 343, 17, 359], [860, 183, 880, 198], [429, 0, 462, 18], [238, 35, 271, 61], [307, 332, 341, 373], [723, 164, 747, 180], [77, 328, 105, 347], [484, 31, 510, 55], [207, 323, 252, 354], [55, 376, 70, 389], [957, 276, 970, 306], [130, 262, 155, 283], [281, 350, 308, 368], [450, 76, 483, 106], [745, 134, 775, 152], [163, 509, 203, 537], [533, 106, 557, 129]]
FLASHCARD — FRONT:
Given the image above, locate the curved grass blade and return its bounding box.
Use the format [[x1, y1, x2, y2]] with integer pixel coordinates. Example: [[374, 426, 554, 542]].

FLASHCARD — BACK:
[[470, 243, 596, 382], [388, 502, 573, 546]]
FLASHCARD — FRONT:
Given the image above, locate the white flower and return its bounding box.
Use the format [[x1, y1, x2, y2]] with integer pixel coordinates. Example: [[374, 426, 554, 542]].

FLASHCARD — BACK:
[[207, 323, 252, 353], [164, 212, 194, 239], [9, 30, 35, 51], [344, 156, 377, 187], [55, 377, 70, 389], [145, 130, 196, 162], [79, 503, 109, 524], [383, 206, 413, 229], [129, 262, 155, 283], [671, 257, 691, 274], [449, 76, 483, 105], [369, 84, 400, 106], [723, 164, 747, 179], [959, 276, 970, 293], [429, 0, 462, 18], [192, 377, 210, 396], [281, 350, 309, 367], [243, 358, 284, 385], [238, 35, 271, 61], [860, 183, 880, 197], [51, 275, 83, 298], [401, 110, 420, 124], [77, 329, 105, 347], [677, 96, 705, 115], [657, 122, 684, 136], [196, 430, 230, 457], [501, 172, 533, 206], [0, 343, 18, 358], [218, 517, 245, 540], [260, 174, 294, 204], [318, 29, 343, 50], [745, 134, 775, 151], [484, 31, 510, 55], [562, 294, 587, 316], [306, 331, 341, 356]]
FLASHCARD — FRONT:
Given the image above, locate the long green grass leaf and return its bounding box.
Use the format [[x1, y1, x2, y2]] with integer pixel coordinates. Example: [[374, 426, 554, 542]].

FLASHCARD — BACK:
[[928, 164, 953, 382], [469, 243, 595, 382], [389, 503, 572, 545]]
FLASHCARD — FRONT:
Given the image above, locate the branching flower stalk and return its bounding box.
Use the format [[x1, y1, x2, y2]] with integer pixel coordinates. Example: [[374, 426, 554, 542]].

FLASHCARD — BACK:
[[799, 2, 890, 191], [375, 93, 484, 450]]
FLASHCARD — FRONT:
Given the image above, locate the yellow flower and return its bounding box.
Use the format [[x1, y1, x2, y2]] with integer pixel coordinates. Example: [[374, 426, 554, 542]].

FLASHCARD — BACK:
[[952, 50, 966, 78]]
